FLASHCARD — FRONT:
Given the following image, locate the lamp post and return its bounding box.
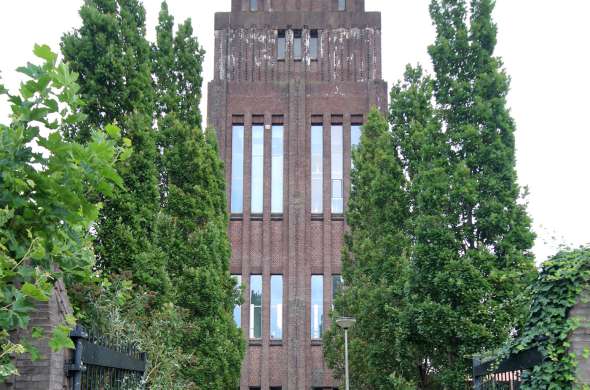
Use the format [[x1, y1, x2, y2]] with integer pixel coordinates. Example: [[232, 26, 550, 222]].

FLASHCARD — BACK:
[[336, 317, 356, 390]]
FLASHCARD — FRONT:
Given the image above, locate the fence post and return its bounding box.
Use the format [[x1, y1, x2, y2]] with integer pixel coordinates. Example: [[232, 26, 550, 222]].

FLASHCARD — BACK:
[[473, 357, 481, 390], [68, 325, 88, 390]]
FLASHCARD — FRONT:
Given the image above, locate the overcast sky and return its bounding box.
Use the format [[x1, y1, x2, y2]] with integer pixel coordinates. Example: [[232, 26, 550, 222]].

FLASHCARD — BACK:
[[1, 1, 589, 263]]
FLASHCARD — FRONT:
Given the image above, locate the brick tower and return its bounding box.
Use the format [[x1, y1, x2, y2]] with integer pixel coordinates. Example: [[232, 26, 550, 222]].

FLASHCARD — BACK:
[[207, 0, 386, 388]]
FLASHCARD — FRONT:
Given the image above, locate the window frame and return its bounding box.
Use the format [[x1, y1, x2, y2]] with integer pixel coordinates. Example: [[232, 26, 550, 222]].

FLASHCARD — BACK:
[[251, 123, 265, 215], [271, 124, 284, 215], [310, 30, 319, 61], [311, 123, 324, 215], [277, 30, 286, 61], [331, 123, 344, 215], [338, 0, 346, 11], [232, 275, 242, 328], [270, 275, 283, 340], [230, 124, 245, 215], [311, 275, 324, 340], [249, 275, 263, 340]]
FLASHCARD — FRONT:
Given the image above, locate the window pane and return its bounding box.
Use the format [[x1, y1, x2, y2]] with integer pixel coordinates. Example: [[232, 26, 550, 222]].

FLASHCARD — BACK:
[[338, 0, 346, 11], [331, 125, 343, 214], [251, 124, 264, 214], [233, 275, 242, 328], [310, 30, 319, 60], [271, 125, 284, 214], [293, 30, 302, 60], [231, 125, 244, 213], [351, 124, 361, 170], [277, 31, 286, 60], [270, 275, 283, 340], [311, 125, 323, 214], [311, 275, 324, 339], [250, 275, 262, 339], [250, 0, 257, 11]]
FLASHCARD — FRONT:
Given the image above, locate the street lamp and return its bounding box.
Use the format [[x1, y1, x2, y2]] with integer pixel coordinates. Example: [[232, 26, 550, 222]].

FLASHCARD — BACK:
[[336, 317, 356, 390]]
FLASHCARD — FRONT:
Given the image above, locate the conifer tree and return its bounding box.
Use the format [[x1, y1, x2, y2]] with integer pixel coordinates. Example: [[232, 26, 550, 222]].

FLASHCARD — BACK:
[[61, 0, 170, 301], [153, 3, 244, 386], [324, 108, 415, 389], [327, 1, 537, 387]]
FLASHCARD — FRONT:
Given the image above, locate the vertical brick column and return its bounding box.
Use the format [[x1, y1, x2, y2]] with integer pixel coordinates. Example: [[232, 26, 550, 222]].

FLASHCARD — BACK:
[[1, 280, 73, 390], [570, 290, 590, 384]]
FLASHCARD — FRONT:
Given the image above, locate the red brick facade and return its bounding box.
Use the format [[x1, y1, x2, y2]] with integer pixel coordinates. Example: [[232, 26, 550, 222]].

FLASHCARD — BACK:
[[207, 0, 386, 388]]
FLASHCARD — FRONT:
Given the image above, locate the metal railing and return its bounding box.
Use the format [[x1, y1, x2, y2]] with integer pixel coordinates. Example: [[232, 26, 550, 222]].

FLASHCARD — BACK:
[[67, 325, 147, 390], [472, 347, 544, 389]]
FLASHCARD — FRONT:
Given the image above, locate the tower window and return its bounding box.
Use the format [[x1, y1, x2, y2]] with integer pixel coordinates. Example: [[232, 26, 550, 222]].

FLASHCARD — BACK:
[[250, 275, 262, 339], [232, 275, 242, 328], [251, 123, 264, 214], [231, 124, 244, 214], [310, 30, 319, 60], [338, 0, 346, 11], [311, 275, 324, 339], [250, 0, 257, 11], [277, 30, 286, 60], [331, 123, 344, 214], [270, 275, 283, 340], [311, 123, 323, 214], [271, 122, 284, 214], [293, 30, 302, 60]]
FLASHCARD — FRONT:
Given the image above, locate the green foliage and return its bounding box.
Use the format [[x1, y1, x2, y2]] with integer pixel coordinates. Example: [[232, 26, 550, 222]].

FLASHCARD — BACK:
[[153, 3, 244, 385], [61, 0, 169, 302], [0, 46, 123, 379], [326, 1, 537, 388], [62, 1, 244, 387], [513, 247, 590, 389], [324, 108, 415, 389]]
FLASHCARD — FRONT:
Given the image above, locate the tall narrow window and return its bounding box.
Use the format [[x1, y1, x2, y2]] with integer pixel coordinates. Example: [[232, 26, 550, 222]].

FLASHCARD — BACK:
[[310, 30, 319, 60], [251, 124, 264, 214], [271, 124, 284, 214], [231, 124, 244, 214], [270, 275, 283, 340], [311, 275, 324, 339], [250, 275, 262, 339], [331, 123, 344, 214], [351, 123, 362, 170], [277, 30, 286, 60], [250, 0, 257, 11], [311, 124, 323, 214], [232, 275, 242, 328], [293, 30, 302, 60], [338, 0, 346, 11]]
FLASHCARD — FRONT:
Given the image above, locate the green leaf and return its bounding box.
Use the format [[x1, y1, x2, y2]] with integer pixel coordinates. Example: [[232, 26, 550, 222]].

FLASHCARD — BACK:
[[49, 324, 75, 352], [31, 327, 44, 339], [33, 44, 57, 64], [21, 283, 49, 302], [105, 124, 121, 140]]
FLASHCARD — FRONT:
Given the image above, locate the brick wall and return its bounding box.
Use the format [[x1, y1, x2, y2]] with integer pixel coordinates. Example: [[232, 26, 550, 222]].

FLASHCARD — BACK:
[[1, 280, 73, 390], [570, 289, 590, 385]]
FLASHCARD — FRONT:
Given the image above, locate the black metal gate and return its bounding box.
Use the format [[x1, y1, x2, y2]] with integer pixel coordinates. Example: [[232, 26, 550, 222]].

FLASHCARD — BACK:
[[472, 348, 544, 389], [67, 325, 147, 390]]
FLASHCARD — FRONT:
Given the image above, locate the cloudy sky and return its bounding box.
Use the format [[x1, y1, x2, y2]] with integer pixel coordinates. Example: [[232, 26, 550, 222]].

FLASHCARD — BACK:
[[1, 0, 589, 263]]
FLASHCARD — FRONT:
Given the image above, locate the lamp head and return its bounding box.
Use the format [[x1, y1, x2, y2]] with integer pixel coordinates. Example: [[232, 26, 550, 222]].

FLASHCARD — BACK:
[[336, 317, 356, 330]]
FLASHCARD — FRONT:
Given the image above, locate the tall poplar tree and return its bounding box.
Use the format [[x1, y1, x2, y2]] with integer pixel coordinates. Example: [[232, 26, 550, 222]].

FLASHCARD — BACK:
[[392, 0, 535, 387], [324, 108, 415, 389], [327, 1, 537, 388], [153, 3, 244, 387], [61, 0, 170, 299]]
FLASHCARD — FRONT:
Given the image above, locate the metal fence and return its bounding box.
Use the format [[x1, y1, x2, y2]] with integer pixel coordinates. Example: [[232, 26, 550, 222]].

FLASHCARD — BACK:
[[472, 347, 544, 390], [66, 325, 147, 390]]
